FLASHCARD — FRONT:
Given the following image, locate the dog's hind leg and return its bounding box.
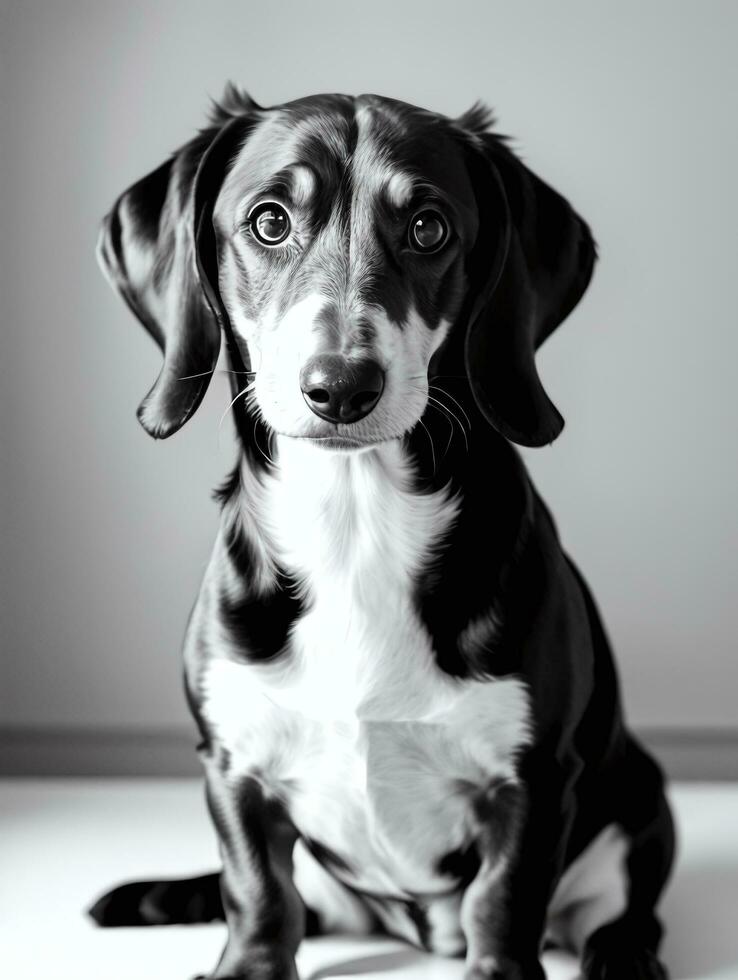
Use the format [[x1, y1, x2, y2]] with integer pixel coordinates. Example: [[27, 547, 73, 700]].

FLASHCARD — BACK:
[[88, 871, 224, 926], [87, 840, 373, 938], [86, 859, 360, 937], [579, 738, 676, 980]]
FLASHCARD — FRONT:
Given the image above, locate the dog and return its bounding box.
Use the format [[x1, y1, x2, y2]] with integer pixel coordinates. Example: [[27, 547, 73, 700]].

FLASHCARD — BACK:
[[90, 86, 675, 980]]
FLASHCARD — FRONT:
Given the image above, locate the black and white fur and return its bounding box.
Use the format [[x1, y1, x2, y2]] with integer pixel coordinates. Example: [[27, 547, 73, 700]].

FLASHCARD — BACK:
[[90, 87, 675, 980]]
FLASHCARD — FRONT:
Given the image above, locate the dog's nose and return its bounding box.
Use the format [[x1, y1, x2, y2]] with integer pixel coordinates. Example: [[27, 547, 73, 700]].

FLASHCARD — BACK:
[[300, 355, 385, 424]]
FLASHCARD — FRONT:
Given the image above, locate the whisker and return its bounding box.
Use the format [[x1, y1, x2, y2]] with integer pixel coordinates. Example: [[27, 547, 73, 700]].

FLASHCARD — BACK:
[[177, 369, 214, 381], [177, 368, 257, 381], [417, 419, 436, 477], [429, 385, 471, 431], [252, 418, 273, 466], [428, 394, 469, 454], [218, 382, 256, 433], [426, 402, 455, 461], [428, 395, 463, 451]]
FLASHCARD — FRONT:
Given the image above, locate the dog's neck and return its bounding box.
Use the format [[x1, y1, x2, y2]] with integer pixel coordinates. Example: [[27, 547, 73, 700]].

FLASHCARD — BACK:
[[234, 436, 459, 591], [213, 398, 534, 681], [211, 436, 460, 715], [222, 380, 532, 587]]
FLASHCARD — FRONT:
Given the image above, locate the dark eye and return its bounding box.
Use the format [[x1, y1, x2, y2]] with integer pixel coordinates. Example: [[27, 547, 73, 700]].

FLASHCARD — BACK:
[[248, 202, 291, 246], [408, 209, 449, 254]]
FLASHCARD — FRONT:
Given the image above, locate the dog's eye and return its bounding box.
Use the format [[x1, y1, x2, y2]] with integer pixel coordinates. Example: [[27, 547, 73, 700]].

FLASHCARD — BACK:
[[248, 202, 291, 246], [408, 209, 449, 254]]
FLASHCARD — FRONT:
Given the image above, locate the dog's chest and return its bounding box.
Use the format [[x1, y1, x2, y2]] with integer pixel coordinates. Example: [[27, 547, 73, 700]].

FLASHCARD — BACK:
[[206, 658, 530, 896], [202, 444, 531, 895]]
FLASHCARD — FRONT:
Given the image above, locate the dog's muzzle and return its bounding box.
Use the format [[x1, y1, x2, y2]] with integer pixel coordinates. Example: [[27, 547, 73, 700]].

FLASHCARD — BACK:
[[300, 354, 385, 424]]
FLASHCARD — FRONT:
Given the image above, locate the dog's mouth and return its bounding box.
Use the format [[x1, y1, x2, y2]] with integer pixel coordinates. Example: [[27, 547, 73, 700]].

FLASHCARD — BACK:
[[273, 417, 408, 453], [269, 393, 429, 452], [289, 432, 391, 453]]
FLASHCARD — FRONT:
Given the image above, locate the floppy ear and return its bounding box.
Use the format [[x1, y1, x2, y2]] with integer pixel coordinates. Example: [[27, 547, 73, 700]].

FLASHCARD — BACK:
[[97, 100, 257, 438], [462, 131, 597, 447]]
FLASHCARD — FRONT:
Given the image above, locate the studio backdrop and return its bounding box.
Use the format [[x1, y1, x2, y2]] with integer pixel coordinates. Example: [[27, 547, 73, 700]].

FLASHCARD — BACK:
[[1, 0, 736, 775]]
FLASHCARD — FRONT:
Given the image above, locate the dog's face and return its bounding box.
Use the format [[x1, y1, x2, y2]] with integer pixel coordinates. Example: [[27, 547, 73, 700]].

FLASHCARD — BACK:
[[98, 89, 596, 449], [213, 95, 479, 450]]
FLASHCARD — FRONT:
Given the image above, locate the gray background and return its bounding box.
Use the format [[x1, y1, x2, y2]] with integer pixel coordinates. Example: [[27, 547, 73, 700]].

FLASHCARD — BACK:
[[1, 1, 736, 768]]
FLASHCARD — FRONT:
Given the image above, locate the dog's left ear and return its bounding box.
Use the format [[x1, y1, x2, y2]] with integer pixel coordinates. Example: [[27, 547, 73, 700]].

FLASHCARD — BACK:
[[460, 128, 597, 447]]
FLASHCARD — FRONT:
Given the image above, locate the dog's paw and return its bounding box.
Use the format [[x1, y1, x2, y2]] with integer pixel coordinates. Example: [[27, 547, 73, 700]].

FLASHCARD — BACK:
[[192, 974, 296, 980], [192, 975, 298, 980], [192, 958, 299, 980], [581, 947, 668, 980], [465, 956, 546, 980]]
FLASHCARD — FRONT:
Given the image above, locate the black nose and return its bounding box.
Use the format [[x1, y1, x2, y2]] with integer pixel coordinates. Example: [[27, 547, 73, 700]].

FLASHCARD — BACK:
[[300, 354, 385, 424]]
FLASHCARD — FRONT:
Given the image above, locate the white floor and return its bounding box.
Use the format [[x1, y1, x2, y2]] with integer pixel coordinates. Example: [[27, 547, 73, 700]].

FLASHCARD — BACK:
[[1, 781, 737, 980]]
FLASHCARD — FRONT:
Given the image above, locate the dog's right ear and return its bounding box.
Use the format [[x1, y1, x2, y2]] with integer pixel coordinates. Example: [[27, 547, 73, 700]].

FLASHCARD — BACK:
[[97, 92, 260, 438]]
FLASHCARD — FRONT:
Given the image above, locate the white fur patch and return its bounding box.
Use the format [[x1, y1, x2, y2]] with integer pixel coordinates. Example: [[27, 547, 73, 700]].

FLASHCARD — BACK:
[[292, 839, 376, 935], [385, 171, 417, 208], [200, 440, 532, 901], [260, 301, 449, 446], [289, 164, 317, 207], [251, 291, 328, 432], [547, 822, 630, 952]]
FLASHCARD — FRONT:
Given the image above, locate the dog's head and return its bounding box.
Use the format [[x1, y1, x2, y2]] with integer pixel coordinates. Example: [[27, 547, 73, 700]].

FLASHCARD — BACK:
[[98, 87, 595, 449]]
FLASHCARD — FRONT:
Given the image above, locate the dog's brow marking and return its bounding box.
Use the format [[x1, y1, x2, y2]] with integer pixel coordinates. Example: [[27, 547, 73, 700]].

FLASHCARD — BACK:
[[386, 171, 416, 208], [288, 163, 317, 207]]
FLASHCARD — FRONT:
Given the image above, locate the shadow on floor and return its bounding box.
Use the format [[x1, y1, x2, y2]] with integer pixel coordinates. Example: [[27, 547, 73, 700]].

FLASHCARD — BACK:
[[309, 949, 423, 978], [663, 864, 738, 978]]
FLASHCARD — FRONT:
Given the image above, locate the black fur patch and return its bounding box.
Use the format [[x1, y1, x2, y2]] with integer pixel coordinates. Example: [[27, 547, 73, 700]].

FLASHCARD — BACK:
[[404, 900, 432, 950], [437, 842, 480, 886], [217, 577, 303, 664], [470, 779, 526, 856], [88, 873, 224, 927], [212, 466, 305, 662], [303, 837, 354, 875], [208, 82, 262, 126], [407, 385, 532, 678], [456, 100, 496, 137]]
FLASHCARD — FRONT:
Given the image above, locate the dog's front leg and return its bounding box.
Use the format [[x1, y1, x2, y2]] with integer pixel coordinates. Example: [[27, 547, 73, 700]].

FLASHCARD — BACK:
[[197, 748, 303, 980], [461, 757, 574, 980]]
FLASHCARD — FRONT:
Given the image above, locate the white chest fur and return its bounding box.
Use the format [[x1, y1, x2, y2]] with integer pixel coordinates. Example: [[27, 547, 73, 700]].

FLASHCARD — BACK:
[[201, 439, 532, 895]]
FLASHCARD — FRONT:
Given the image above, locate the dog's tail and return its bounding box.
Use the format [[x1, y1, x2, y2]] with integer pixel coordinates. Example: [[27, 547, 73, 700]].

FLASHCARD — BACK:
[[88, 872, 223, 926]]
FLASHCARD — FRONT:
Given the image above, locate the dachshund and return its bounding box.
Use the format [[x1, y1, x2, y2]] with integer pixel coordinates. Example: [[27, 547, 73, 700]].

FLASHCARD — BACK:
[[91, 86, 675, 980]]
